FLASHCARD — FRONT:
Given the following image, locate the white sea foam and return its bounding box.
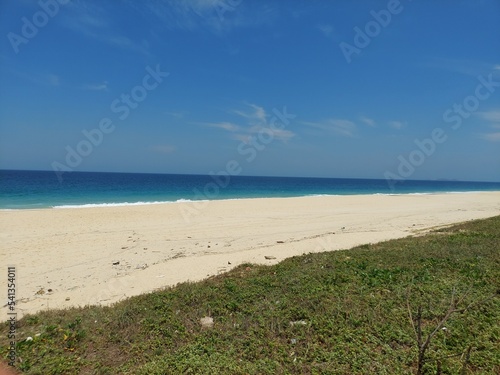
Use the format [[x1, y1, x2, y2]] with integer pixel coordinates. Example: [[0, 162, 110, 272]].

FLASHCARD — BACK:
[[303, 194, 347, 199], [52, 199, 205, 209], [7, 190, 495, 210], [372, 192, 434, 196], [443, 191, 486, 194]]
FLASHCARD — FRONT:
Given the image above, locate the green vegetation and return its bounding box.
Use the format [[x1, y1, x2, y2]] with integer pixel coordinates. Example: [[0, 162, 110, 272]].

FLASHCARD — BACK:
[[2, 216, 499, 374]]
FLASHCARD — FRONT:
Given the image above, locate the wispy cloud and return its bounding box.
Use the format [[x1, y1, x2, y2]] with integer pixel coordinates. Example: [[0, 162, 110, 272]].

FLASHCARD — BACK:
[[230, 128, 294, 144], [82, 81, 109, 91], [205, 121, 241, 132], [151, 145, 176, 154], [48, 74, 60, 86], [248, 125, 295, 142], [61, 3, 150, 56], [166, 111, 187, 119], [206, 103, 295, 143], [232, 103, 267, 124], [232, 134, 252, 143], [9, 68, 62, 87], [271, 128, 295, 142], [421, 58, 500, 77], [477, 110, 500, 123], [359, 116, 376, 127], [317, 24, 336, 40], [480, 132, 500, 142], [389, 121, 407, 130], [303, 119, 357, 137], [130, 0, 274, 34], [477, 110, 500, 142]]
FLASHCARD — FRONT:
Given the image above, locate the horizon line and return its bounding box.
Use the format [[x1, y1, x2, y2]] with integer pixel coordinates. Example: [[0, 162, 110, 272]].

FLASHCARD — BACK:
[[1, 168, 500, 185]]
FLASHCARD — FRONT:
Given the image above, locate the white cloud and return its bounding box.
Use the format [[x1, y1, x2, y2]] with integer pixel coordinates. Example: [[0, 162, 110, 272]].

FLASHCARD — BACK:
[[248, 103, 267, 122], [476, 110, 500, 142], [359, 116, 376, 127], [5, 68, 63, 87], [317, 24, 336, 39], [480, 132, 500, 142], [477, 110, 500, 123], [422, 58, 499, 77], [61, 3, 150, 56], [129, 0, 273, 34], [232, 134, 252, 143], [477, 110, 500, 141], [232, 103, 267, 125], [389, 121, 406, 130], [206, 122, 241, 132], [166, 111, 186, 119], [271, 128, 295, 142], [151, 145, 176, 154], [303, 119, 357, 137], [82, 81, 109, 91], [48, 74, 60, 86], [248, 125, 295, 142], [207, 103, 296, 143]]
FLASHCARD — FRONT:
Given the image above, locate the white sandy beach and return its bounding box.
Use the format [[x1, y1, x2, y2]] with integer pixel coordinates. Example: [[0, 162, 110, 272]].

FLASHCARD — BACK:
[[1, 192, 499, 317]]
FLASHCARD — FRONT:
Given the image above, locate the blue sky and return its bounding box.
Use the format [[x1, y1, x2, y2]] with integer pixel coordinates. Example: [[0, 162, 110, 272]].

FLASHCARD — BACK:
[[0, 0, 499, 182]]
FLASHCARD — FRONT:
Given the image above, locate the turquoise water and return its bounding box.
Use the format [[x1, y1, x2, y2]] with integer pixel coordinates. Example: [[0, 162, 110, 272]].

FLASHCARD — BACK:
[[1, 170, 499, 209]]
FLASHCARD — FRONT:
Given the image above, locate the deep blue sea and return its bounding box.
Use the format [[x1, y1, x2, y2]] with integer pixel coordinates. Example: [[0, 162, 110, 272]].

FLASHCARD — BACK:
[[1, 170, 499, 210]]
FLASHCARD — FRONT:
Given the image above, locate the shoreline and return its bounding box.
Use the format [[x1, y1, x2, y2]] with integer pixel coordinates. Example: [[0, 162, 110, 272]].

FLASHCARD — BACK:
[[1, 192, 499, 318], [1, 189, 500, 211]]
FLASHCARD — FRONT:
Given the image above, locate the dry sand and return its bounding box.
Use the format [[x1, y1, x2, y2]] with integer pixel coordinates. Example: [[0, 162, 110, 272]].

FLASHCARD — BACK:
[[1, 192, 499, 317]]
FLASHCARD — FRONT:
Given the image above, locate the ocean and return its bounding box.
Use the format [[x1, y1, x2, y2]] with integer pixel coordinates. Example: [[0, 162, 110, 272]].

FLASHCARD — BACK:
[[1, 170, 499, 210]]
